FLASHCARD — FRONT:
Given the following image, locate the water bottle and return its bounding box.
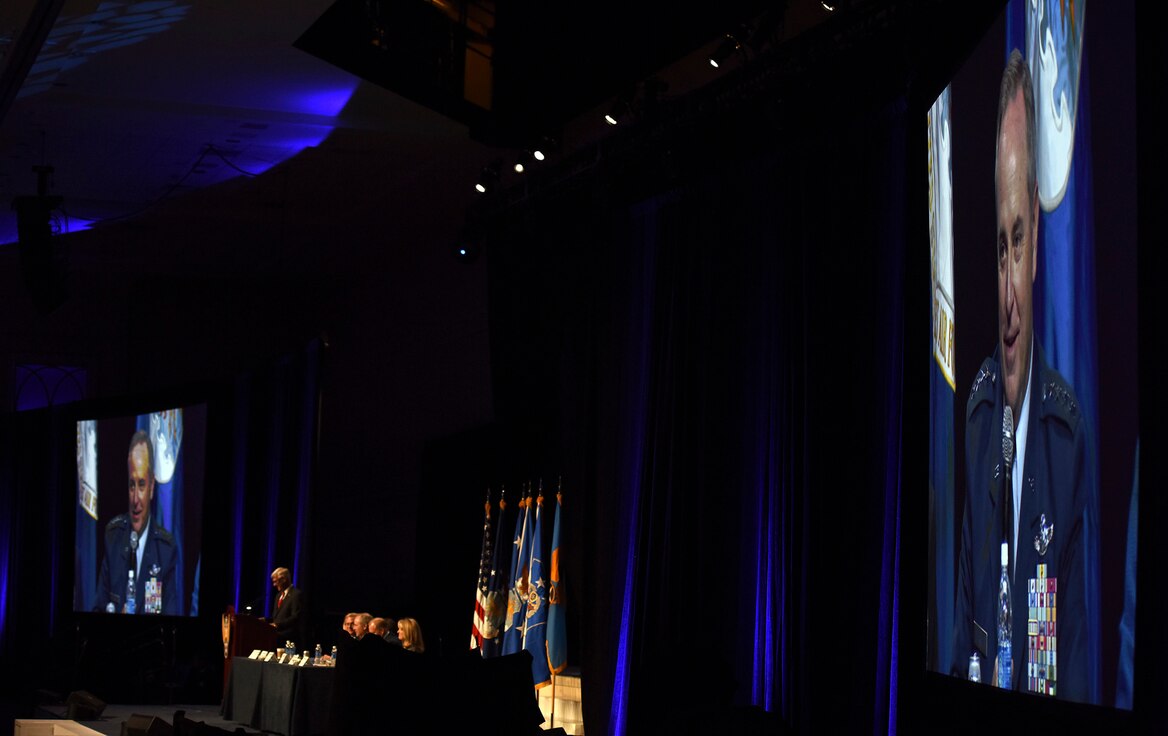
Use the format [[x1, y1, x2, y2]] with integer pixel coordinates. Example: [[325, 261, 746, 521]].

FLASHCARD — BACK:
[[331, 644, 337, 666], [996, 542, 1012, 689], [125, 570, 137, 614], [314, 644, 322, 666]]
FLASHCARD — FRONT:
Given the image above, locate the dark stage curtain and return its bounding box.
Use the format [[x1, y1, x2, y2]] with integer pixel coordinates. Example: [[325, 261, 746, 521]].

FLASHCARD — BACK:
[[226, 339, 322, 625], [484, 94, 911, 733]]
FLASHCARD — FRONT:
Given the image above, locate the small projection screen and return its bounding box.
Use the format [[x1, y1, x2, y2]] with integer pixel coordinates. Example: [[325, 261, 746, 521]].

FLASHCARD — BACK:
[[74, 403, 206, 617]]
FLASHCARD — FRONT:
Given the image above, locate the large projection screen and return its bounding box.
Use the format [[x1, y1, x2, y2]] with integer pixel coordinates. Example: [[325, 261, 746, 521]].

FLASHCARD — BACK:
[[926, 0, 1138, 709]]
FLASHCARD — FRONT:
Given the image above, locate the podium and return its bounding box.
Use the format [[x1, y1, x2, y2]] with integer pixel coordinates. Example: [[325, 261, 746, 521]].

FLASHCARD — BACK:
[[222, 605, 277, 693]]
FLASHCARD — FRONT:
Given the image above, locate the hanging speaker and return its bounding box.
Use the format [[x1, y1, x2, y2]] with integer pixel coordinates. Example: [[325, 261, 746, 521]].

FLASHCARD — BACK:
[[13, 193, 68, 313]]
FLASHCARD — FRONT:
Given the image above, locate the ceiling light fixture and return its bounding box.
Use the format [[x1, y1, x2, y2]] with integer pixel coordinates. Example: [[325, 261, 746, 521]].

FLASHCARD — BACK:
[[709, 33, 742, 68], [514, 150, 532, 173], [474, 160, 501, 193], [604, 89, 636, 126], [532, 135, 558, 162]]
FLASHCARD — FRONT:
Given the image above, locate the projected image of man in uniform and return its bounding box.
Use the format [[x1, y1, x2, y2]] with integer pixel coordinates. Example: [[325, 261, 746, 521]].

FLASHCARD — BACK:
[[95, 429, 180, 615], [953, 49, 1090, 703]]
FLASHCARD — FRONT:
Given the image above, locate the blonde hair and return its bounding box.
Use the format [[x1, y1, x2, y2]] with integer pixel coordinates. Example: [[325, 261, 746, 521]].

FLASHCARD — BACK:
[[397, 617, 425, 653]]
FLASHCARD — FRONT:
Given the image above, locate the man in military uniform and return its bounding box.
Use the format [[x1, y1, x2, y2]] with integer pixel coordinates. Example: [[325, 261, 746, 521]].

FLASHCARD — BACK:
[[95, 429, 180, 615], [952, 50, 1090, 703]]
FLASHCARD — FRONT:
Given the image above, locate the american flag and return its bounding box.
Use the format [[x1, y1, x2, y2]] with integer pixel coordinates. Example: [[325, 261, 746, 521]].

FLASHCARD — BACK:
[[470, 490, 492, 651]]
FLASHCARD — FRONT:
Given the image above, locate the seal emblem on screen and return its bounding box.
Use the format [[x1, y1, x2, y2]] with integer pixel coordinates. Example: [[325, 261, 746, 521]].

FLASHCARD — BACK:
[[1026, 0, 1086, 211], [150, 409, 183, 484]]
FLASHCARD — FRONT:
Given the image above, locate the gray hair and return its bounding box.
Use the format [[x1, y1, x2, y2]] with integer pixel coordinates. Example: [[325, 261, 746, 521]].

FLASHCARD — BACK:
[[995, 49, 1037, 212]]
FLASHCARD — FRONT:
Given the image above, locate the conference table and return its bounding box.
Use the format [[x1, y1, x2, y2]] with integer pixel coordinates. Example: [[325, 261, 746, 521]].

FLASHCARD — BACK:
[[221, 656, 334, 736]]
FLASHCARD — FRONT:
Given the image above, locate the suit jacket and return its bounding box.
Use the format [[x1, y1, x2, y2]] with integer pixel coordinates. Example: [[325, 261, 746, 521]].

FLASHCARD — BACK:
[[271, 585, 305, 647], [95, 513, 180, 615], [953, 343, 1089, 702]]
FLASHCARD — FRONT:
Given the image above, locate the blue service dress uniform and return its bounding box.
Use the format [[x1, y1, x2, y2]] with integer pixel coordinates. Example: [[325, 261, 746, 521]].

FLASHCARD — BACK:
[[952, 344, 1089, 702], [94, 513, 180, 615]]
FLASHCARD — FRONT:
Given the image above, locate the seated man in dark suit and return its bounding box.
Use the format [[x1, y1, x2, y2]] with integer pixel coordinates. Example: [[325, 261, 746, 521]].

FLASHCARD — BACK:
[[351, 612, 371, 640]]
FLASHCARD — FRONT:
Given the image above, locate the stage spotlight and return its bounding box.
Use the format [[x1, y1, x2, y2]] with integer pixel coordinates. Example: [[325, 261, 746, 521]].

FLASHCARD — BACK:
[[514, 150, 532, 173], [475, 160, 501, 193], [533, 136, 558, 162], [709, 26, 750, 68], [709, 35, 738, 68], [605, 89, 635, 125]]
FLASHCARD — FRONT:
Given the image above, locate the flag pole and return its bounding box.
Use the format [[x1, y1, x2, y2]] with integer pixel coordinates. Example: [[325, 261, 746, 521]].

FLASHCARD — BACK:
[[520, 481, 531, 647], [549, 476, 559, 727], [550, 650, 557, 728]]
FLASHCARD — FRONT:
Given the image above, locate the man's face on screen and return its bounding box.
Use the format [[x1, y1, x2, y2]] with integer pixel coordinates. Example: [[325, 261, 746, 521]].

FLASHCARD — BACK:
[[996, 87, 1037, 422], [128, 441, 154, 534]]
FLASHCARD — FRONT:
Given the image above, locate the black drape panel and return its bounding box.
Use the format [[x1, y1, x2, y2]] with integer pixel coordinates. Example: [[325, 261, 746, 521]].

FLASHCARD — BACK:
[[227, 339, 321, 627], [484, 92, 911, 733], [0, 405, 69, 702]]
